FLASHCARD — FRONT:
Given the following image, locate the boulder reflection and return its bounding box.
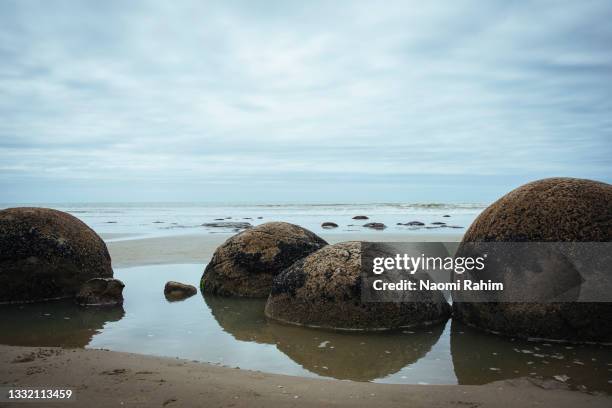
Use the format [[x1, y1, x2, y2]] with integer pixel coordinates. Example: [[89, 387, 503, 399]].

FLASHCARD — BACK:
[[203, 294, 274, 344], [0, 300, 124, 347], [204, 293, 446, 381], [450, 319, 612, 393]]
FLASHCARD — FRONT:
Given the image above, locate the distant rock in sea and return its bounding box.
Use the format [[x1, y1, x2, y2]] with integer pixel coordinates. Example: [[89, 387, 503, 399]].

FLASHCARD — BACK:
[[201, 221, 252, 230], [430, 222, 446, 225], [402, 221, 425, 226], [0, 207, 113, 303], [265, 241, 451, 330], [352, 215, 369, 220], [76, 278, 124, 307], [453, 177, 612, 343], [321, 222, 339, 229], [164, 281, 197, 301], [443, 214, 451, 217], [201, 222, 328, 297], [363, 222, 386, 230]]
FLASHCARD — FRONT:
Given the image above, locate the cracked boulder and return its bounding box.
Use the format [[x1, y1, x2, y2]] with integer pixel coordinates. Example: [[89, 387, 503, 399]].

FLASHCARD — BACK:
[[265, 241, 451, 330], [201, 222, 328, 297], [0, 207, 113, 303]]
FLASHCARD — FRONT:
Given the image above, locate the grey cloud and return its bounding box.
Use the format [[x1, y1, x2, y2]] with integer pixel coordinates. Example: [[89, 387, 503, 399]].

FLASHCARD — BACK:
[[0, 0, 610, 202]]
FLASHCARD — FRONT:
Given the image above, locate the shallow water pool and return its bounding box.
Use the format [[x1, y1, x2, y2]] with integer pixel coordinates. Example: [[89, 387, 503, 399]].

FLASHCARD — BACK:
[[0, 264, 610, 393]]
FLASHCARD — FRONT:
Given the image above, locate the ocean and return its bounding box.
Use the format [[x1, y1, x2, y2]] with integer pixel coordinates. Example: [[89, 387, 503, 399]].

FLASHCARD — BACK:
[[0, 202, 486, 240]]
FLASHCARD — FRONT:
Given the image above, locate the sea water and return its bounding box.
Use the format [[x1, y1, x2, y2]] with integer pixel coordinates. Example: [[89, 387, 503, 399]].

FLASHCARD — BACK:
[[0, 202, 485, 240]]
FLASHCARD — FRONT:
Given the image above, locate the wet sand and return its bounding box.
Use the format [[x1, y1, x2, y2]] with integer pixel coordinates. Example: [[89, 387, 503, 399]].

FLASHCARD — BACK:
[[106, 232, 464, 268], [2, 230, 609, 407], [1, 345, 609, 408]]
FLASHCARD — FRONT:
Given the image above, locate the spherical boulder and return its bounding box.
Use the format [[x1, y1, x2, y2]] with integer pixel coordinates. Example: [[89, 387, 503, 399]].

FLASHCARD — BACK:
[[265, 241, 451, 330], [453, 177, 612, 342], [201, 222, 328, 297], [0, 207, 113, 303]]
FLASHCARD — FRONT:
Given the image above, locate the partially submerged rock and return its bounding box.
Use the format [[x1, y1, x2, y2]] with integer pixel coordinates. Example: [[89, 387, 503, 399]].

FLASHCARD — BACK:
[[321, 222, 338, 229], [352, 215, 369, 220], [201, 221, 252, 230], [75, 278, 124, 306], [363, 222, 386, 230], [164, 281, 197, 301], [265, 241, 451, 330], [0, 207, 113, 303], [201, 222, 328, 297], [453, 177, 612, 343]]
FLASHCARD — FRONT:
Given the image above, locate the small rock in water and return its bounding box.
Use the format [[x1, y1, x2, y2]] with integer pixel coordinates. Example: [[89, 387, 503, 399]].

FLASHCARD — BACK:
[[431, 222, 446, 225], [352, 215, 369, 220], [201, 221, 252, 230], [164, 281, 197, 301], [363, 222, 386, 230], [404, 221, 425, 226], [321, 222, 339, 229], [443, 215, 451, 217]]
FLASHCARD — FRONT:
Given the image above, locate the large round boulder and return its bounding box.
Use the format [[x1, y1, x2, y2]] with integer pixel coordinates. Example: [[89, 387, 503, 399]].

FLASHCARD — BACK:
[[453, 178, 612, 342], [265, 241, 451, 330], [201, 222, 328, 297], [0, 207, 113, 303]]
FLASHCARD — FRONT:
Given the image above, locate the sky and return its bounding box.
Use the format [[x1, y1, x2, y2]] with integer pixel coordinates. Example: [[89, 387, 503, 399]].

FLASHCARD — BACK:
[[1, 0, 611, 203]]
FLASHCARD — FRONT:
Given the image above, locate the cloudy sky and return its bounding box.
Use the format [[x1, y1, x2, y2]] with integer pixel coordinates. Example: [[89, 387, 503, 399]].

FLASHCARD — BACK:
[[1, 0, 611, 203]]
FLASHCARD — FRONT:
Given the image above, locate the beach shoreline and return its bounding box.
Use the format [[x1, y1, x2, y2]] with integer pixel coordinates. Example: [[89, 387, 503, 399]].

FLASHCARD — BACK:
[[105, 231, 465, 268], [0, 345, 608, 407], [2, 229, 609, 406]]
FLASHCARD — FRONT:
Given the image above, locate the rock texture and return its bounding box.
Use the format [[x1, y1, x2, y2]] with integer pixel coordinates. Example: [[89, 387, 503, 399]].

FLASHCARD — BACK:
[[0, 207, 113, 303], [453, 177, 612, 342], [75, 278, 124, 306], [164, 281, 197, 301], [265, 241, 451, 330], [201, 222, 328, 297]]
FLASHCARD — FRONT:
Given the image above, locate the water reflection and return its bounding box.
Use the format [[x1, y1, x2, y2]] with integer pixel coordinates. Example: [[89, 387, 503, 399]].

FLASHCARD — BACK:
[[204, 293, 445, 381], [0, 263, 608, 394], [451, 320, 612, 392], [203, 295, 274, 344], [0, 300, 124, 347]]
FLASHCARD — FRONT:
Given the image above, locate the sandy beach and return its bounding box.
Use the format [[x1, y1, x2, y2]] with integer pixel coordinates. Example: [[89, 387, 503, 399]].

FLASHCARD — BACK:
[[104, 232, 465, 268], [1, 345, 609, 408], [1, 230, 610, 407]]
